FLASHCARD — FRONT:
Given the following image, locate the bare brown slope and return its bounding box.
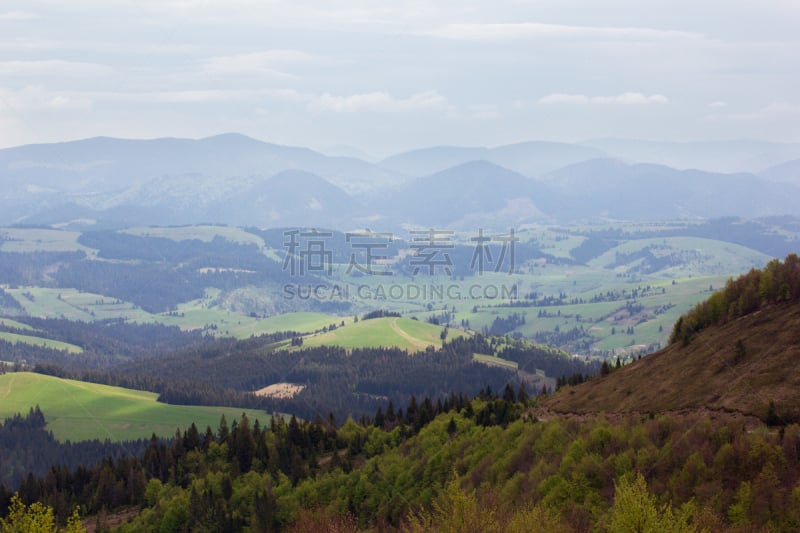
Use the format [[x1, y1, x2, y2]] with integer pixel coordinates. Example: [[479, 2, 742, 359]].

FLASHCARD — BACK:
[[543, 302, 800, 422]]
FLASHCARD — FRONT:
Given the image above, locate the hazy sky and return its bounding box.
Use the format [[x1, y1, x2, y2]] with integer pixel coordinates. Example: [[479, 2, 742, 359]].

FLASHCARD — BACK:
[[1, 0, 798, 156]]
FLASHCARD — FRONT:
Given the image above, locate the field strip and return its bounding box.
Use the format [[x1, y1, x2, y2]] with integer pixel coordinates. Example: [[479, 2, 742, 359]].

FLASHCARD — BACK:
[[389, 318, 432, 351], [56, 375, 119, 442], [0, 372, 14, 399]]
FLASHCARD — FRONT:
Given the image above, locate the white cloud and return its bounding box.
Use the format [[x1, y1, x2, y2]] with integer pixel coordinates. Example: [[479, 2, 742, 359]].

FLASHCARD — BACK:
[[0, 86, 93, 112], [0, 11, 38, 20], [538, 92, 669, 105], [707, 101, 727, 108], [466, 104, 501, 120], [77, 90, 239, 104], [427, 22, 701, 42], [308, 90, 449, 113], [537, 94, 590, 105], [709, 101, 800, 121], [200, 50, 315, 78], [764, 102, 800, 115], [0, 60, 110, 76]]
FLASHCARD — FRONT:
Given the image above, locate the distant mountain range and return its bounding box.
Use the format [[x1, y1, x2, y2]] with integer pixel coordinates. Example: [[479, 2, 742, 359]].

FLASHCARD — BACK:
[[580, 138, 800, 175], [2, 134, 800, 228], [379, 141, 608, 178]]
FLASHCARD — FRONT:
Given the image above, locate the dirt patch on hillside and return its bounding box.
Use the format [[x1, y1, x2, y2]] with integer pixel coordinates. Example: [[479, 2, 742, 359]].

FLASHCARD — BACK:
[[254, 383, 305, 399]]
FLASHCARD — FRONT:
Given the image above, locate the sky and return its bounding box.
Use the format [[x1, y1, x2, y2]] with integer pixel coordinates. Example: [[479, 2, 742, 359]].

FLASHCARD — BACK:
[[0, 0, 799, 157]]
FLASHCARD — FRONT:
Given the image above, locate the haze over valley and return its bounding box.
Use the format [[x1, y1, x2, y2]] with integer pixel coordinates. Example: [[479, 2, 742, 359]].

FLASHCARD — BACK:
[[2, 1, 800, 531]]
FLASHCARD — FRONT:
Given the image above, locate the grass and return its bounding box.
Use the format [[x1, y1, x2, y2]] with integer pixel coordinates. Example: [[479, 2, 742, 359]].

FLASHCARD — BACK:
[[473, 353, 519, 369], [150, 289, 338, 338], [0, 228, 96, 254], [246, 312, 339, 334], [302, 317, 465, 351], [0, 372, 268, 442], [6, 287, 152, 322], [0, 318, 37, 332], [588, 236, 771, 277], [0, 332, 83, 354]]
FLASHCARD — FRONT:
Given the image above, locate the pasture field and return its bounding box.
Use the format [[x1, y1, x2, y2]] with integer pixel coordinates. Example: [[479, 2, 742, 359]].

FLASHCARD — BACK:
[[0, 227, 96, 254], [6, 287, 152, 322], [587, 236, 770, 276], [0, 223, 778, 359], [302, 316, 465, 351], [247, 312, 339, 334], [0, 318, 37, 332], [462, 274, 730, 355], [0, 372, 267, 442], [0, 332, 83, 354], [473, 353, 519, 369]]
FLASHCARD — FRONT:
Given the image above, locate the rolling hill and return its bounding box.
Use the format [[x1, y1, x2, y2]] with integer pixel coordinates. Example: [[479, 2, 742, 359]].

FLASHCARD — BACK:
[[581, 138, 800, 174], [543, 158, 800, 220], [379, 141, 606, 178], [0, 133, 399, 226], [301, 316, 463, 351], [5, 135, 800, 228], [378, 160, 549, 228], [762, 158, 800, 185]]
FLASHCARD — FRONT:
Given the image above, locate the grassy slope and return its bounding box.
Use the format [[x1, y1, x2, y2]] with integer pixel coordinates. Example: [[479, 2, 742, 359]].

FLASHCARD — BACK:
[[0, 332, 83, 353], [543, 301, 800, 422], [0, 318, 37, 331], [0, 372, 267, 442], [302, 317, 465, 351]]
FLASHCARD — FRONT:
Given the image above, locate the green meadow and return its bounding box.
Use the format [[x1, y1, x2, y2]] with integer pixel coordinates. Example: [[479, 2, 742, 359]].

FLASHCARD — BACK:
[[0, 332, 83, 354], [0, 372, 267, 442]]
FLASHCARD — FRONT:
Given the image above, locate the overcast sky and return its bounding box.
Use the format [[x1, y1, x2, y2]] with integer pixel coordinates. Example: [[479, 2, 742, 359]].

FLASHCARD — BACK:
[[1, 0, 798, 156]]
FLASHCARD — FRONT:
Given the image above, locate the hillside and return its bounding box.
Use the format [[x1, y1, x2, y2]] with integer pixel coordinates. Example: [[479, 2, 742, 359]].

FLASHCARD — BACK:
[[379, 141, 606, 178], [544, 299, 800, 422], [379, 160, 548, 227]]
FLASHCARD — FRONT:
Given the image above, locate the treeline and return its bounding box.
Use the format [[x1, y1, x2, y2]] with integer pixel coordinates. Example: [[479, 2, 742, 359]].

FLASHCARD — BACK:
[[119, 408, 800, 531], [0, 391, 500, 530], [361, 309, 400, 320], [0, 408, 148, 490], [32, 331, 574, 423], [569, 217, 798, 259], [0, 251, 86, 287], [496, 338, 602, 377], [9, 393, 800, 530], [17, 317, 208, 359], [1, 318, 209, 371], [486, 311, 526, 335], [78, 231, 266, 268], [114, 336, 520, 422], [0, 287, 24, 313], [15, 321, 597, 424], [52, 261, 207, 314], [25, 329, 519, 422], [671, 253, 800, 344]]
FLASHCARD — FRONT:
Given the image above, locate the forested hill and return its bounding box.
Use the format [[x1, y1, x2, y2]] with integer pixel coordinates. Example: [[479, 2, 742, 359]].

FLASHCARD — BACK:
[[543, 254, 800, 421]]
